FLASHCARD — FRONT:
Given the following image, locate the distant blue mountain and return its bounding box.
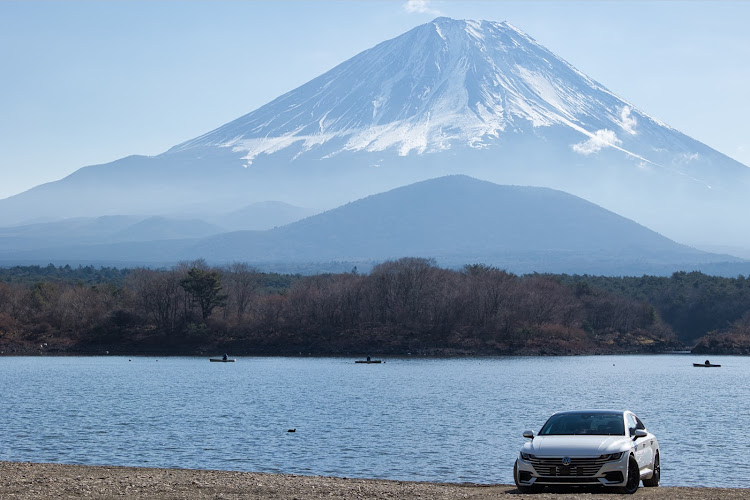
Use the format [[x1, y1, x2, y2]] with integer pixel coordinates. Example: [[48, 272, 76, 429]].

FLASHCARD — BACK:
[[210, 201, 318, 231], [1, 176, 744, 276], [0, 215, 223, 251], [188, 175, 731, 270]]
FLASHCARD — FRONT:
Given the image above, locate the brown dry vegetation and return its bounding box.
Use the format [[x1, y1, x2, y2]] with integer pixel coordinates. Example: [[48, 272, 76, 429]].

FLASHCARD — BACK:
[[0, 259, 683, 356]]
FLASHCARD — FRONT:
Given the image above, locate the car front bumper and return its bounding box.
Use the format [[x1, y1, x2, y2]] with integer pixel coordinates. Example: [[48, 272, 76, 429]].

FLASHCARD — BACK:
[[516, 453, 629, 487]]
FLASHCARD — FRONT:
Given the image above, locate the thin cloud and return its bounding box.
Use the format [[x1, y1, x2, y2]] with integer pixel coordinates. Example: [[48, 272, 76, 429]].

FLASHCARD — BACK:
[[403, 0, 442, 15], [620, 106, 637, 135], [678, 152, 701, 163], [572, 129, 622, 155]]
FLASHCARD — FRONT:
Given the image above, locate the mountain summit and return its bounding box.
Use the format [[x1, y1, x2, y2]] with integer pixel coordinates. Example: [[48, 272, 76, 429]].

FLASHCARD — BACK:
[[1, 17, 748, 247], [174, 18, 638, 161]]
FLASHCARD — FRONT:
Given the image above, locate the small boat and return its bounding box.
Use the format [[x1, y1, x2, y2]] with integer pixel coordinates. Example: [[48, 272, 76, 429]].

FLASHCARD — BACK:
[[355, 359, 382, 364], [210, 358, 236, 362], [693, 363, 721, 367]]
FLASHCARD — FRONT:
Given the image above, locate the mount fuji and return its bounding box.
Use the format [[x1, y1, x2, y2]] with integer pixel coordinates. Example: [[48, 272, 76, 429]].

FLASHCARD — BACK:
[[1, 17, 748, 248]]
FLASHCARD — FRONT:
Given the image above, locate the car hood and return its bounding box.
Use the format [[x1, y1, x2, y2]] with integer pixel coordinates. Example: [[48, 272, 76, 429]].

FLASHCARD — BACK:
[[523, 435, 629, 457]]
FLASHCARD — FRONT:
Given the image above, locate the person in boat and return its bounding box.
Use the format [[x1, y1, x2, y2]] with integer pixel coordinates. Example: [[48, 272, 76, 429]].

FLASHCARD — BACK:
[[366, 356, 371, 362], [705, 359, 711, 366], [223, 353, 228, 361]]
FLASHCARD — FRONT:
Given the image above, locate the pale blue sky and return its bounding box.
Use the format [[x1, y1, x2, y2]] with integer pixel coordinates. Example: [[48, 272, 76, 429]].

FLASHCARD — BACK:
[[1, 0, 748, 199]]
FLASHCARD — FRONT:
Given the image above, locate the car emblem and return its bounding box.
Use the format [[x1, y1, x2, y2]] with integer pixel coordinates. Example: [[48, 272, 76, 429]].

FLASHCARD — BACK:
[[562, 457, 571, 466]]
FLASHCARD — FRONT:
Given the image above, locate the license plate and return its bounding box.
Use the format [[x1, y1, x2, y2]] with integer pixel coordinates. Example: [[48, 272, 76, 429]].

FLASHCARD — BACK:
[[558, 466, 571, 476]]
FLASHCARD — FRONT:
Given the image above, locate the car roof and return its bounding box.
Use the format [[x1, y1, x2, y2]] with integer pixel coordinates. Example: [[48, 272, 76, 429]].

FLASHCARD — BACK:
[[552, 410, 626, 416]]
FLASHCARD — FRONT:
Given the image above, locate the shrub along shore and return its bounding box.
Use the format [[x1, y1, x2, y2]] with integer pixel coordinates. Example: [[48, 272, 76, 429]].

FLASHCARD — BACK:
[[0, 462, 747, 499], [2, 260, 750, 356]]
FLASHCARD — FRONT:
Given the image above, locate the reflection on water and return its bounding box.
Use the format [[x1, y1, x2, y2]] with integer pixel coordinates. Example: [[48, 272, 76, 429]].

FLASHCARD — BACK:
[[1, 355, 748, 487]]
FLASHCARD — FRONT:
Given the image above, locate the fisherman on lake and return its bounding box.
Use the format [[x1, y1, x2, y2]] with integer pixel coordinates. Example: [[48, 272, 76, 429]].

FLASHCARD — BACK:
[[223, 353, 228, 361]]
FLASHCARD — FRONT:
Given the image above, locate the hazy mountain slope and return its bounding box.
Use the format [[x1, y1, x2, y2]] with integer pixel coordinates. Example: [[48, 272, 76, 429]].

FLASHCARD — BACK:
[[190, 175, 715, 264], [209, 201, 319, 231], [109, 217, 224, 242], [0, 215, 224, 251], [0, 216, 142, 251], [0, 17, 747, 248], [0, 200, 313, 251], [4, 176, 740, 277]]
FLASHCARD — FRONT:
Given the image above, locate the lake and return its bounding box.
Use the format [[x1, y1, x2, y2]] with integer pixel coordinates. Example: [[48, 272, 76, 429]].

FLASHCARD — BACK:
[[1, 354, 748, 487]]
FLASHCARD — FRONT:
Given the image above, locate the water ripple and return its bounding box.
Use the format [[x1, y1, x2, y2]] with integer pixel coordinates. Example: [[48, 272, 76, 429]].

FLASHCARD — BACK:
[[1, 355, 748, 487]]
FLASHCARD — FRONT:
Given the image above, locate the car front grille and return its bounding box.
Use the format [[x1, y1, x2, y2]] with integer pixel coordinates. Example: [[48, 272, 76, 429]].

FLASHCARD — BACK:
[[528, 456, 607, 477]]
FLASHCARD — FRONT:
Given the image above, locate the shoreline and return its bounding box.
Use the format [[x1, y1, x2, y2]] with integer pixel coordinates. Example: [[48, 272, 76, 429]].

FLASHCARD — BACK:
[[0, 350, 705, 358], [1, 462, 748, 499]]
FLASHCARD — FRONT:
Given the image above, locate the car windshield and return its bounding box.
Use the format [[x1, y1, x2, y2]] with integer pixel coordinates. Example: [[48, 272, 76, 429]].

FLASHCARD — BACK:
[[539, 412, 625, 436]]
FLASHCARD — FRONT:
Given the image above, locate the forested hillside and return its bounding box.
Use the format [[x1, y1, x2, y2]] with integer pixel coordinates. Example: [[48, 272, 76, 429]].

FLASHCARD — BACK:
[[561, 272, 750, 344], [1, 260, 749, 355]]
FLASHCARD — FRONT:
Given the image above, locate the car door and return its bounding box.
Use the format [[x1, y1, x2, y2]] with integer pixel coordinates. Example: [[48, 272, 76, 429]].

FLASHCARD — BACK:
[[634, 415, 656, 468], [628, 413, 651, 470]]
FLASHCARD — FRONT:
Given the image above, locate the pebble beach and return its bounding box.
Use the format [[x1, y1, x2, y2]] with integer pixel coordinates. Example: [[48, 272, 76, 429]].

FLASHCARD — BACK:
[[2, 462, 749, 499]]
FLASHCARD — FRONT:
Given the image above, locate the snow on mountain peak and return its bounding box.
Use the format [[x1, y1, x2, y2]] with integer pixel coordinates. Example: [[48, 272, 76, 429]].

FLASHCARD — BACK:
[[171, 17, 655, 165]]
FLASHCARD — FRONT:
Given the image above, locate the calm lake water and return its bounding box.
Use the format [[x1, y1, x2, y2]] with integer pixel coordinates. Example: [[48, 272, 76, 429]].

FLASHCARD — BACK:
[[1, 355, 748, 487]]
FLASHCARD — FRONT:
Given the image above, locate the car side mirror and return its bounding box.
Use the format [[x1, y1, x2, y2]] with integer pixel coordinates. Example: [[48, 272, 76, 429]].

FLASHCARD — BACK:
[[523, 430, 534, 440], [633, 429, 647, 440]]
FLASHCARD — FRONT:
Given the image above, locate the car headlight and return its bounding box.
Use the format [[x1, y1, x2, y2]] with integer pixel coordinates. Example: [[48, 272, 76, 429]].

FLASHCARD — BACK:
[[600, 452, 623, 461], [520, 452, 536, 460]]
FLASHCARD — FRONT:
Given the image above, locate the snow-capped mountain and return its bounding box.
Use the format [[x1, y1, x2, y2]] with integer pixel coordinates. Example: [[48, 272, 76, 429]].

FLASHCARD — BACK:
[[1, 17, 748, 248], [174, 18, 662, 164]]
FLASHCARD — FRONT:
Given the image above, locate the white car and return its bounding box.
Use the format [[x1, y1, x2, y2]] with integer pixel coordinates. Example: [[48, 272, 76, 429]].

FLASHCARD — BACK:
[[514, 410, 660, 494]]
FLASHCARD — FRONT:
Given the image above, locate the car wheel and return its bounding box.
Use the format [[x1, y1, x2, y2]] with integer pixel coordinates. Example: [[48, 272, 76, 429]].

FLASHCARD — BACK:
[[514, 460, 540, 494], [619, 454, 640, 494], [643, 452, 660, 487]]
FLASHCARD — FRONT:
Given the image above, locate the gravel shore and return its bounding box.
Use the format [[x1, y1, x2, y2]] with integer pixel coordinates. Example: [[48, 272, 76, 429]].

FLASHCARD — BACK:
[[1, 462, 748, 499]]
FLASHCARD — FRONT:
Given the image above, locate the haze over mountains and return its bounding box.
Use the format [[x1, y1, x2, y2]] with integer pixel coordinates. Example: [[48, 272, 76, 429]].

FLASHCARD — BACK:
[[0, 176, 743, 276], [185, 176, 738, 275], [0, 17, 748, 272]]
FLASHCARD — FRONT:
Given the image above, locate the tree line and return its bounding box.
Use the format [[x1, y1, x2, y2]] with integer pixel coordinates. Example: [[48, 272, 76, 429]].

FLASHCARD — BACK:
[[1, 259, 749, 355], [560, 271, 750, 343]]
